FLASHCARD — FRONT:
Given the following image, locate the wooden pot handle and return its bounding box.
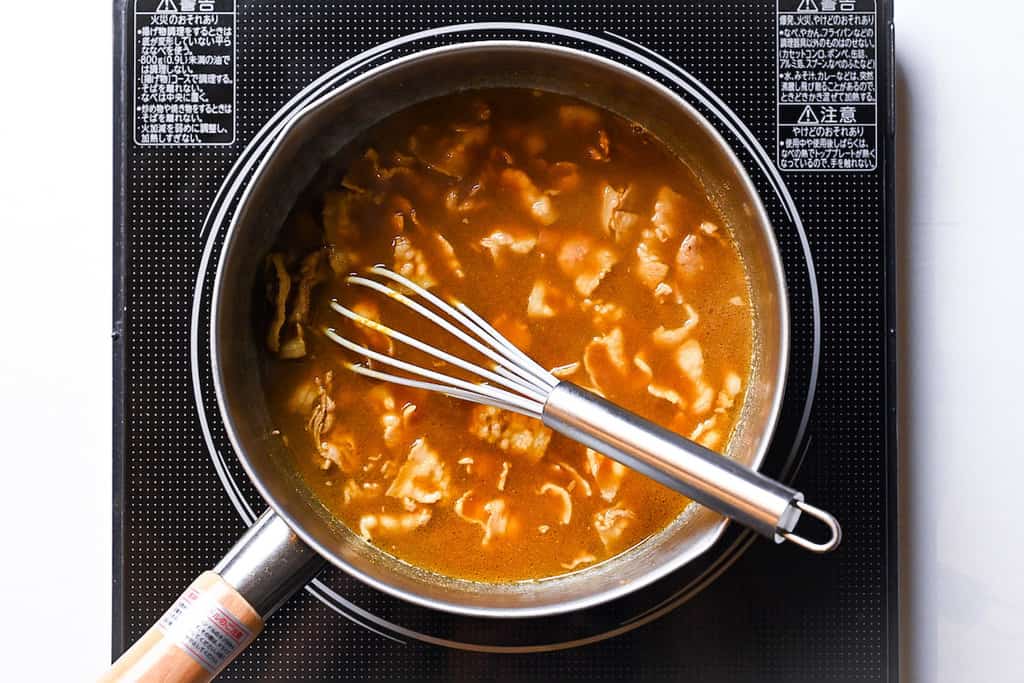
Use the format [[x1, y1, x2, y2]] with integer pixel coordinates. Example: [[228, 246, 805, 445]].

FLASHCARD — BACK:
[[99, 571, 262, 683], [101, 510, 325, 682]]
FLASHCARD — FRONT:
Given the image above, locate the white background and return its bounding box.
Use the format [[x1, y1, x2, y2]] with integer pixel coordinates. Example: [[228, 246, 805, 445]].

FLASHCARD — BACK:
[[0, 1, 1019, 680]]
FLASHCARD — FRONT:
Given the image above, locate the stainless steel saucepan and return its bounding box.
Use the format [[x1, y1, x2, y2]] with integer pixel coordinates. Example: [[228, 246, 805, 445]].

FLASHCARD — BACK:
[[104, 42, 829, 682]]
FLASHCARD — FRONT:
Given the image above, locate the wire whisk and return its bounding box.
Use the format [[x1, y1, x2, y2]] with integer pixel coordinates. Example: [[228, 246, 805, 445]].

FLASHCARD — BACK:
[[324, 266, 841, 554]]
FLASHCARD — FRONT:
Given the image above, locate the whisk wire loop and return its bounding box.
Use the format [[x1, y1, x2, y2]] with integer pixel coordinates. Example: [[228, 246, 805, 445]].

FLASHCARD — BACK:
[[328, 300, 547, 403], [362, 266, 555, 391], [322, 327, 545, 416]]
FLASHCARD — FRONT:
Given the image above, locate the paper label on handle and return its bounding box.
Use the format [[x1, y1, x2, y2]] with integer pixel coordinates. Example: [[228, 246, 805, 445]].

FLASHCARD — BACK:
[[157, 585, 252, 672]]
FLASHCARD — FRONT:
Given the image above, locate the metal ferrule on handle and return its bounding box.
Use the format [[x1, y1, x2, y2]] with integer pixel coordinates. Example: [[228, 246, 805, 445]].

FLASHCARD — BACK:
[[542, 382, 840, 551], [215, 509, 326, 618]]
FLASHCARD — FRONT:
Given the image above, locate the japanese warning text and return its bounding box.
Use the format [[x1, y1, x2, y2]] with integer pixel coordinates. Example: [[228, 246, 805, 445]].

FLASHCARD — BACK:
[[777, 0, 877, 171], [134, 0, 235, 146]]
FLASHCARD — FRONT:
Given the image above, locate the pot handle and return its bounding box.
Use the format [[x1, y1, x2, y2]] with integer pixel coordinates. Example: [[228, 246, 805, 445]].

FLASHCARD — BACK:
[[100, 509, 325, 683]]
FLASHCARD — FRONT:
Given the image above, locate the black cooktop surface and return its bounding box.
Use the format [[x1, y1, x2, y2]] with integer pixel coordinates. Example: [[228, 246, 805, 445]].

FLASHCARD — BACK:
[[114, 1, 897, 680]]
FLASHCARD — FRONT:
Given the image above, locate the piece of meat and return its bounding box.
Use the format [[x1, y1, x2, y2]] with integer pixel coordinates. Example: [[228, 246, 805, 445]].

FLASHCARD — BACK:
[[393, 234, 437, 289], [497, 462, 511, 492], [632, 353, 655, 386], [379, 458, 398, 479], [538, 482, 573, 524], [600, 184, 623, 229], [583, 327, 636, 395], [648, 383, 685, 408], [341, 479, 382, 505], [674, 339, 704, 383], [370, 148, 416, 183], [581, 298, 625, 331], [403, 209, 464, 279], [262, 248, 324, 360], [556, 235, 619, 296], [692, 380, 716, 416], [499, 168, 557, 225], [264, 253, 291, 354], [675, 233, 705, 278], [345, 148, 417, 190], [491, 312, 532, 350], [526, 280, 572, 319], [320, 433, 359, 473], [699, 220, 719, 235], [367, 384, 396, 414], [690, 416, 722, 450], [306, 371, 335, 449], [650, 186, 688, 242], [586, 449, 628, 502], [636, 192, 691, 302], [358, 507, 431, 541], [698, 431, 722, 450], [690, 416, 716, 441], [288, 250, 326, 325], [409, 124, 489, 179], [430, 231, 464, 279], [599, 183, 640, 244], [468, 405, 553, 463], [653, 282, 676, 303], [558, 104, 601, 129], [367, 385, 409, 449], [386, 438, 450, 505], [609, 210, 641, 245], [383, 195, 415, 234], [287, 376, 321, 416], [586, 129, 611, 161], [454, 491, 512, 545], [716, 371, 743, 412], [479, 227, 537, 264], [561, 552, 597, 570], [444, 179, 487, 215], [480, 499, 510, 544], [635, 239, 671, 292], [651, 305, 700, 347], [549, 361, 581, 379], [554, 460, 592, 497], [277, 324, 307, 360], [594, 503, 637, 550], [350, 299, 394, 356]]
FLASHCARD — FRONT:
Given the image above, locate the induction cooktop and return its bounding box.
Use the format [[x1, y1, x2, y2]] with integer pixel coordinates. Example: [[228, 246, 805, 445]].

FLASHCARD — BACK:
[[113, 1, 897, 680]]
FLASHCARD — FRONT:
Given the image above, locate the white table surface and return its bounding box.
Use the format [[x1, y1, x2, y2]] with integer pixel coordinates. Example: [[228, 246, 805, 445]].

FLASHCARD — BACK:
[[0, 2, 1020, 680]]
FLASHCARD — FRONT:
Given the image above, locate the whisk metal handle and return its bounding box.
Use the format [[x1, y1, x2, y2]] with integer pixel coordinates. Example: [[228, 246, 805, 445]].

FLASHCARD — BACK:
[[542, 382, 841, 552]]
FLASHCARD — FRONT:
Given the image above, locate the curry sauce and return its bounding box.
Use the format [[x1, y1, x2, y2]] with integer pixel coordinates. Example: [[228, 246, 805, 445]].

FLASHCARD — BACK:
[[262, 89, 753, 582]]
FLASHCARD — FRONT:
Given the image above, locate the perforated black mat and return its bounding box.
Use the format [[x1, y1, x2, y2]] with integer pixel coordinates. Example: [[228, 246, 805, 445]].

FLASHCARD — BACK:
[[113, 1, 897, 680]]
